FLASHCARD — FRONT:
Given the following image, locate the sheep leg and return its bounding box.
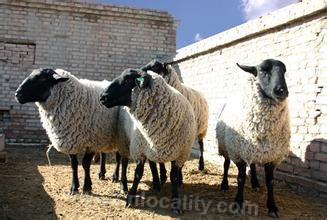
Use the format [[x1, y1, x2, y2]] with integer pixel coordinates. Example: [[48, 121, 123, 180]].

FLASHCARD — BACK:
[[69, 154, 79, 195], [120, 156, 129, 193], [178, 167, 183, 187], [126, 159, 145, 207], [98, 153, 106, 180], [220, 158, 230, 192], [112, 152, 121, 183], [265, 163, 279, 218], [250, 163, 260, 191], [148, 161, 161, 192], [82, 151, 95, 194], [233, 160, 247, 212], [159, 163, 167, 185], [170, 161, 182, 214], [198, 139, 204, 171]]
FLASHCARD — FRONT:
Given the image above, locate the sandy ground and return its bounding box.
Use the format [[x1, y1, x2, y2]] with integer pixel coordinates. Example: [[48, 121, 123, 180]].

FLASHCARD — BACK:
[[0, 146, 326, 219]]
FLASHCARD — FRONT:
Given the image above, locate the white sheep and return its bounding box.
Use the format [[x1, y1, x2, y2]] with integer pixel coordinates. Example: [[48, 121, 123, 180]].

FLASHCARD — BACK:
[[142, 60, 209, 171], [15, 68, 163, 194], [15, 68, 126, 194], [100, 69, 197, 214], [216, 59, 290, 218]]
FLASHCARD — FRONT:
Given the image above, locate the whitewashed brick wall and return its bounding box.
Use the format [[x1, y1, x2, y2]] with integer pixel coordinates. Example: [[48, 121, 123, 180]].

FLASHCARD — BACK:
[[0, 0, 176, 144]]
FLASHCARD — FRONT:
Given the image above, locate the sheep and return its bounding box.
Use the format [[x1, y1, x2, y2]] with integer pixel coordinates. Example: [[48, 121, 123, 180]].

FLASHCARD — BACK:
[[216, 59, 290, 218], [15, 68, 129, 194], [100, 69, 197, 214], [141, 60, 209, 171]]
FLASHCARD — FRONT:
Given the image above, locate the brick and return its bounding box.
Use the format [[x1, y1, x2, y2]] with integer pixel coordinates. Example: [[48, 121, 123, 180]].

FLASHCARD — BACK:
[[315, 153, 327, 162], [320, 163, 327, 172], [313, 171, 327, 182], [309, 142, 321, 152]]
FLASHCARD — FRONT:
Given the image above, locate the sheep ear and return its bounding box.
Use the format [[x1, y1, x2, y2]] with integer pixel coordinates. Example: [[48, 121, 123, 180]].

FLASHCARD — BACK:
[[53, 73, 69, 83], [237, 63, 257, 77], [135, 74, 152, 89]]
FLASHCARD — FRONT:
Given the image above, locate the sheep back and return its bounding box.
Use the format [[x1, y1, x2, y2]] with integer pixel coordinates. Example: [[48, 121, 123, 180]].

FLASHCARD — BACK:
[[165, 65, 208, 139], [36, 69, 119, 155], [130, 74, 197, 167]]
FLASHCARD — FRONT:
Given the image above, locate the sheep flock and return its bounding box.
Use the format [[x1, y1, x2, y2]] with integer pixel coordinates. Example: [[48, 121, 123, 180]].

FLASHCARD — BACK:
[[15, 58, 290, 217]]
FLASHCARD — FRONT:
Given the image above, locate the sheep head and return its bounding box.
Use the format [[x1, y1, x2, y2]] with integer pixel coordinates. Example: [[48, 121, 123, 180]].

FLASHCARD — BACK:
[[100, 68, 151, 108], [15, 68, 69, 104], [237, 59, 288, 102]]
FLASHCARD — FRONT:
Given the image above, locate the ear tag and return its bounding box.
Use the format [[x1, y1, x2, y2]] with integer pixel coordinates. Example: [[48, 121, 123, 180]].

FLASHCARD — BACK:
[[136, 77, 144, 87]]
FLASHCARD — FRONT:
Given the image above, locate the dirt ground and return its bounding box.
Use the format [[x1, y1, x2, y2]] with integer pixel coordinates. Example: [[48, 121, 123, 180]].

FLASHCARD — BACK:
[[0, 146, 326, 219]]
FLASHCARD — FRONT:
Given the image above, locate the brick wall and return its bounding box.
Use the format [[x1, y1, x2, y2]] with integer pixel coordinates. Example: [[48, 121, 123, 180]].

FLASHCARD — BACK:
[[173, 0, 327, 197], [0, 0, 176, 145]]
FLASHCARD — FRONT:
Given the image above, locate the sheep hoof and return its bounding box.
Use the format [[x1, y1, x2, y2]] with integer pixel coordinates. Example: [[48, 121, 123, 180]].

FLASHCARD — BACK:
[[220, 184, 229, 192], [69, 190, 78, 195], [160, 176, 167, 186], [112, 175, 119, 183], [82, 190, 92, 195], [268, 211, 279, 218], [126, 194, 136, 207], [151, 184, 161, 193], [172, 207, 183, 215], [98, 174, 106, 180]]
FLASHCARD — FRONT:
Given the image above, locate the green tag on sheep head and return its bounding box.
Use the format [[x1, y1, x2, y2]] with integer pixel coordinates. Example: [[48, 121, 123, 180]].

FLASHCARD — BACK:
[[136, 76, 145, 88]]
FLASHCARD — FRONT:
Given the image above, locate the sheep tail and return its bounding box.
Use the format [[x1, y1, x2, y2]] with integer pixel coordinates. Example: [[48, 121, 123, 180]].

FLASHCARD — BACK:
[[46, 144, 53, 166]]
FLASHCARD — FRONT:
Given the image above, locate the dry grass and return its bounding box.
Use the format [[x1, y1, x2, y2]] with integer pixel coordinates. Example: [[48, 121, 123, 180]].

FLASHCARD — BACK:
[[0, 146, 326, 219]]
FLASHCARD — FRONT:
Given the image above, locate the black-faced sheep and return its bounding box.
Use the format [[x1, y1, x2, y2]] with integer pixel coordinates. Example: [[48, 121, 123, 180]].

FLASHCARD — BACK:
[[142, 60, 209, 171], [216, 59, 290, 218], [100, 69, 196, 214]]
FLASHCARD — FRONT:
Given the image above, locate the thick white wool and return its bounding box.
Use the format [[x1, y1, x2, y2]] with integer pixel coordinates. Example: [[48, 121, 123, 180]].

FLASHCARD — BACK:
[[216, 76, 290, 165], [36, 69, 119, 155], [165, 65, 208, 139], [128, 73, 197, 167]]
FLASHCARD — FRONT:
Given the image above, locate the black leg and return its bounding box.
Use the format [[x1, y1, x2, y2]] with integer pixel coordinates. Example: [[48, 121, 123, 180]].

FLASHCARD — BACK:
[[170, 161, 182, 214], [126, 159, 145, 207], [69, 154, 79, 195], [159, 163, 167, 185], [121, 156, 129, 193], [178, 167, 183, 187], [233, 160, 247, 212], [265, 163, 279, 218], [112, 152, 121, 183], [250, 163, 260, 191], [198, 139, 204, 171], [220, 158, 230, 192], [98, 153, 106, 180], [82, 151, 95, 194], [148, 161, 161, 192]]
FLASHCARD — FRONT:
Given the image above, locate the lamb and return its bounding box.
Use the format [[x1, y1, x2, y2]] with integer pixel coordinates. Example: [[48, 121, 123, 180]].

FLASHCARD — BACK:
[[100, 69, 197, 214], [15, 68, 129, 194], [141, 60, 209, 171], [216, 59, 290, 218]]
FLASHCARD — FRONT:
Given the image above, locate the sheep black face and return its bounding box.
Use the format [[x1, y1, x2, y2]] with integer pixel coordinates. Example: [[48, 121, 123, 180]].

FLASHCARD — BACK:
[[15, 68, 69, 104], [237, 59, 288, 102], [100, 68, 151, 108], [141, 59, 168, 76]]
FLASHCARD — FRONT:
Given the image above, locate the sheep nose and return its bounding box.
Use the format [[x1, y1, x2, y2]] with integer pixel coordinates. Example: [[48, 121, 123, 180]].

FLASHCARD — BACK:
[[100, 93, 108, 103], [15, 91, 22, 99], [274, 86, 288, 98]]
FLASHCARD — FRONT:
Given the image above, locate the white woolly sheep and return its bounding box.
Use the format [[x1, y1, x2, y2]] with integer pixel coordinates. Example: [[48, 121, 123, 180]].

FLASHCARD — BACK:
[[15, 68, 163, 194], [142, 60, 209, 171], [15, 68, 126, 194], [100, 69, 197, 214], [216, 59, 290, 218]]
